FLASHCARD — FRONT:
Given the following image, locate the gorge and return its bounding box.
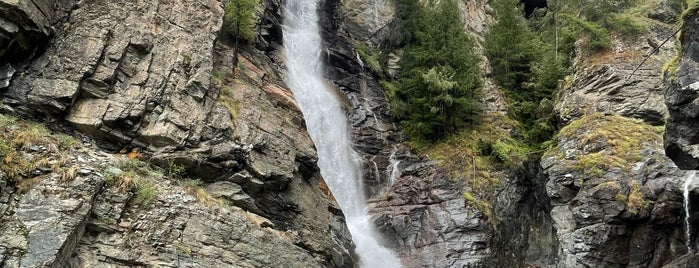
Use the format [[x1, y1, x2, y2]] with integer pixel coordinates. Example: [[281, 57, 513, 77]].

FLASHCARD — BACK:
[[0, 0, 698, 267]]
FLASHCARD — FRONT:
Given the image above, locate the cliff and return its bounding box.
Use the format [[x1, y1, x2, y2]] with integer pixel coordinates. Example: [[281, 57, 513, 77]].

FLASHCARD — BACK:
[[2, 0, 699, 267], [0, 0, 353, 267]]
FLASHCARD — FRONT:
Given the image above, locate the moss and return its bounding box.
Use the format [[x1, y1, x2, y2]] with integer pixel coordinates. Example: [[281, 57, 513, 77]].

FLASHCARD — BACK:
[[219, 84, 242, 122], [553, 113, 663, 176], [421, 114, 529, 196]]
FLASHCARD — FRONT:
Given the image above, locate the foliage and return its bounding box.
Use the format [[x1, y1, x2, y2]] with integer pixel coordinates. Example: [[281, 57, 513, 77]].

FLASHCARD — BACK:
[[560, 14, 612, 51], [356, 44, 384, 75], [487, 0, 542, 91], [167, 159, 186, 178], [392, 0, 482, 141], [223, 0, 259, 69], [223, 0, 259, 42], [135, 178, 158, 205], [486, 0, 564, 144]]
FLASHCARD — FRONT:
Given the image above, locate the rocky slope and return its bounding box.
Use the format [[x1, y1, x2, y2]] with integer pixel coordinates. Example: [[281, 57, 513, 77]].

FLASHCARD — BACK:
[[0, 0, 354, 267]]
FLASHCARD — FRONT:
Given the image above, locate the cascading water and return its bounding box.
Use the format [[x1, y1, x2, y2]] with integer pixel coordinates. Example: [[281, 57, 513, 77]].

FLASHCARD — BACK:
[[386, 146, 401, 185], [685, 170, 695, 253], [281, 1, 402, 267]]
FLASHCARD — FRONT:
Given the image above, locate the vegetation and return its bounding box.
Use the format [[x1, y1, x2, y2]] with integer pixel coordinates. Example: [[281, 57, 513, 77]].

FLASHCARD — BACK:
[[416, 114, 533, 225], [549, 113, 664, 177], [626, 180, 649, 215], [486, 0, 566, 144], [387, 0, 482, 141], [223, 0, 259, 69], [181, 179, 221, 207], [0, 114, 81, 192]]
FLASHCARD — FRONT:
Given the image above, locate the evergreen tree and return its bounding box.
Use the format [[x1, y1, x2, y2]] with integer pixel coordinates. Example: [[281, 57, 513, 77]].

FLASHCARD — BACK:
[[485, 0, 541, 94], [224, 0, 259, 69], [393, 0, 482, 141]]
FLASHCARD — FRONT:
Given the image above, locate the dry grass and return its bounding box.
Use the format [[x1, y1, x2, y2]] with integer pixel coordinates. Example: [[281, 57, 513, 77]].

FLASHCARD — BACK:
[[58, 166, 79, 182], [0, 114, 82, 190], [626, 180, 649, 215], [182, 179, 221, 207]]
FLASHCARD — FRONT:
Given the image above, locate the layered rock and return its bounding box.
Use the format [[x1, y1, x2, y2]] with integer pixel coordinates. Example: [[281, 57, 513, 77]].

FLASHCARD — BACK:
[[555, 23, 676, 126], [664, 8, 699, 169], [543, 114, 690, 267], [0, 0, 355, 267]]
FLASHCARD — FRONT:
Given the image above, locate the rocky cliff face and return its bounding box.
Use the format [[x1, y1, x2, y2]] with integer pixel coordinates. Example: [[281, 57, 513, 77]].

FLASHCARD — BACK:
[[0, 0, 354, 267], [665, 7, 699, 170], [543, 3, 698, 267]]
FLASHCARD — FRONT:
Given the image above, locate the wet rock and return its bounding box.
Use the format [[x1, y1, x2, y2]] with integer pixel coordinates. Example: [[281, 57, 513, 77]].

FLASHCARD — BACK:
[[664, 9, 699, 169]]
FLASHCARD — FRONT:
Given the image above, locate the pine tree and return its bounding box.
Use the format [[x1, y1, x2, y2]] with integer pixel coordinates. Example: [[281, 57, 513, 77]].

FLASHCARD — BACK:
[[224, 0, 259, 70], [394, 0, 482, 140]]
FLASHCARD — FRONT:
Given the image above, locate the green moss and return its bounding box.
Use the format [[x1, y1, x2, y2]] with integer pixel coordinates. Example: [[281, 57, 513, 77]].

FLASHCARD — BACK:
[[554, 113, 663, 176], [420, 114, 531, 208], [219, 85, 242, 122]]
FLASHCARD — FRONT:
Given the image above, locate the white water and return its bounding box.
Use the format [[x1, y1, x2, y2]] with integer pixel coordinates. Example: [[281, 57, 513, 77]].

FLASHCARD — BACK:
[[685, 171, 695, 253], [386, 146, 401, 185], [282, 1, 402, 267]]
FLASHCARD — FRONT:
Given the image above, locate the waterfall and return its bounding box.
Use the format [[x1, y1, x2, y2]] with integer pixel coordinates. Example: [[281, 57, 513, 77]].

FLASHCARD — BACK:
[[386, 146, 401, 185], [281, 1, 402, 267], [685, 170, 695, 253]]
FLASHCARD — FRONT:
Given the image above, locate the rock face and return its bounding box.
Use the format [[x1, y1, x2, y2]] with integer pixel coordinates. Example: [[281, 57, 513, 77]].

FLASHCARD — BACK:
[[555, 24, 676, 126], [369, 153, 494, 268], [542, 114, 689, 268], [0, 0, 355, 267], [664, 8, 699, 170]]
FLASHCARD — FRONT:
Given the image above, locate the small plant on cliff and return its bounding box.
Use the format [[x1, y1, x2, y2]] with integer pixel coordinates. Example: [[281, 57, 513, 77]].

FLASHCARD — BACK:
[[224, 0, 259, 70]]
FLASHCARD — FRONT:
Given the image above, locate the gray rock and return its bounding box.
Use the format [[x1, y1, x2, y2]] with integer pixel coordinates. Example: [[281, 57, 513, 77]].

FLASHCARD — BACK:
[[543, 115, 688, 267], [664, 10, 699, 169]]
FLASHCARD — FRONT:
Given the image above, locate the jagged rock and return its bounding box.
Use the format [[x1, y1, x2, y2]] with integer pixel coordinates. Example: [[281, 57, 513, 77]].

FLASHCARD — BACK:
[[556, 21, 677, 126], [0, 0, 54, 64], [648, 1, 682, 24], [542, 114, 689, 267], [339, 0, 398, 45], [0, 0, 356, 267], [369, 159, 494, 268], [664, 9, 699, 169]]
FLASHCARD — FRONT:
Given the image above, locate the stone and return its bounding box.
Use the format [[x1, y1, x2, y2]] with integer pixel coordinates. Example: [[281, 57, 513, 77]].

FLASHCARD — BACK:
[[664, 9, 699, 169]]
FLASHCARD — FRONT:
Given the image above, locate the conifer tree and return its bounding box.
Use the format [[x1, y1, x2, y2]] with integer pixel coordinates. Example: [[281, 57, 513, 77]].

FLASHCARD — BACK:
[[224, 0, 258, 69], [393, 0, 482, 140]]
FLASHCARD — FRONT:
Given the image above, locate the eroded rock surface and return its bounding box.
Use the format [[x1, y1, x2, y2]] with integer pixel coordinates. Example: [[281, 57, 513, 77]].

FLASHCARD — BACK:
[[543, 114, 692, 268], [0, 0, 355, 267], [555, 23, 677, 126], [664, 9, 699, 170]]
